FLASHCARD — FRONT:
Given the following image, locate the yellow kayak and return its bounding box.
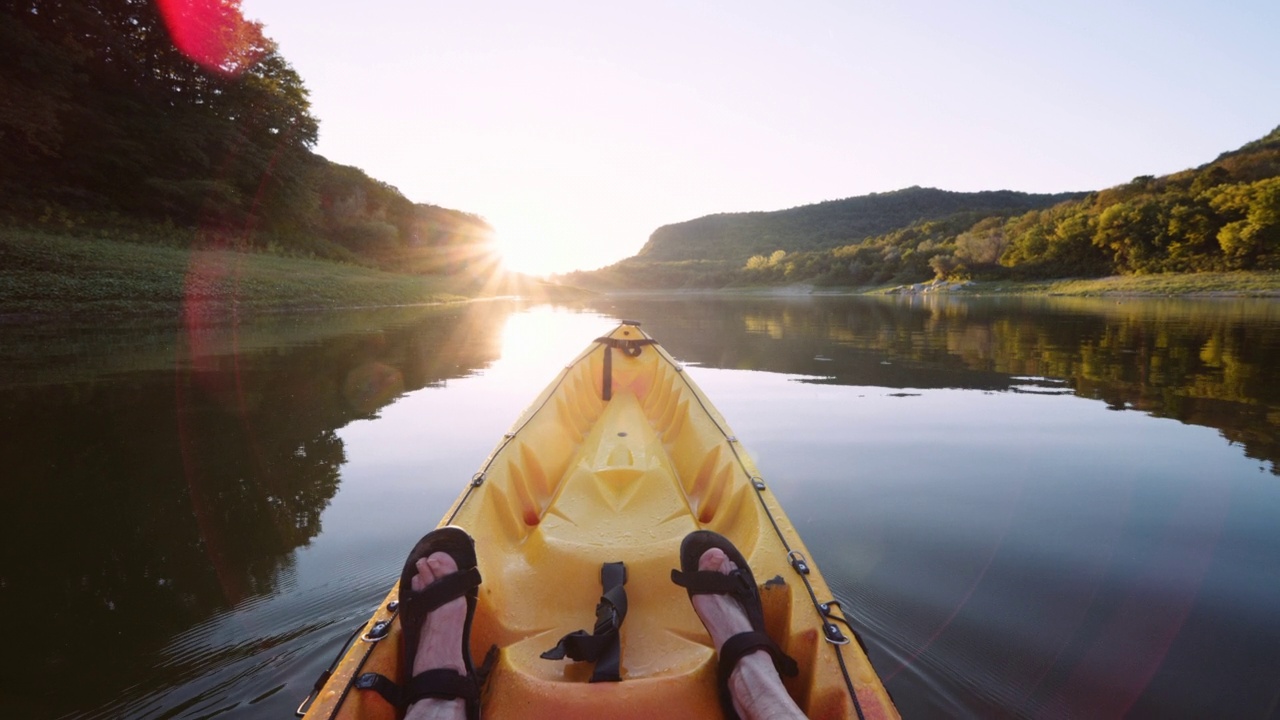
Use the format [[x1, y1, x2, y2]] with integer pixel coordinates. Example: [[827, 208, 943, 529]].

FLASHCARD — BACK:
[[300, 321, 899, 719]]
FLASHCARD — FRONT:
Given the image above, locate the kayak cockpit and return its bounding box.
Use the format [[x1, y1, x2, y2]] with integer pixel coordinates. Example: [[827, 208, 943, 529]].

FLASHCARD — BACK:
[[450, 325, 776, 715], [300, 323, 898, 720]]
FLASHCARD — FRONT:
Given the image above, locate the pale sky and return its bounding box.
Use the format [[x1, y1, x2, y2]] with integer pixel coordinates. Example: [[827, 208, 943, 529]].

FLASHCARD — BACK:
[[242, 0, 1280, 275]]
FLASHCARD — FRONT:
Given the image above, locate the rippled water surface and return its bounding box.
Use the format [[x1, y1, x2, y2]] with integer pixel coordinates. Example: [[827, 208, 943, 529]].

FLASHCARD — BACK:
[[2, 295, 1278, 719]]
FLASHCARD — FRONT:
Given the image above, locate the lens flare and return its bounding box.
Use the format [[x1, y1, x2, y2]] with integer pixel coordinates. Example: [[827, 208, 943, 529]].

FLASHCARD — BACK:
[[156, 0, 264, 76]]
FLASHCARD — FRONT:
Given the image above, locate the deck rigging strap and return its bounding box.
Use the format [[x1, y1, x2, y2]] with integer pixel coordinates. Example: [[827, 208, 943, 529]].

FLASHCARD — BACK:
[[442, 330, 869, 714], [540, 561, 629, 682], [667, 347, 869, 720], [295, 622, 366, 717], [595, 336, 656, 401]]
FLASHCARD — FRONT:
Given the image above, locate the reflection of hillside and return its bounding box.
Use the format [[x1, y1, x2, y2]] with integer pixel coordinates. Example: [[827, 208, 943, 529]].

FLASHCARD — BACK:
[[592, 296, 1280, 473], [0, 305, 496, 390], [0, 302, 512, 713]]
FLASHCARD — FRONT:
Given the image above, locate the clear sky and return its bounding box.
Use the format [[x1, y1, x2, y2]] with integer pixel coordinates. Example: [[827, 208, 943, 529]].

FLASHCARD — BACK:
[[241, 0, 1280, 275]]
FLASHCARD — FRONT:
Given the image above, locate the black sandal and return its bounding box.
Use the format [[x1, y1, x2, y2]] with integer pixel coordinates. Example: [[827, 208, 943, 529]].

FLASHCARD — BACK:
[[671, 530, 799, 720], [398, 526, 483, 720]]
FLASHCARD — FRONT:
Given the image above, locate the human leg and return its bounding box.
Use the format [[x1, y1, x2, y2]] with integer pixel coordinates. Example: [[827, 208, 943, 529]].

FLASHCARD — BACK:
[[398, 527, 482, 720], [404, 552, 469, 720], [689, 546, 807, 720]]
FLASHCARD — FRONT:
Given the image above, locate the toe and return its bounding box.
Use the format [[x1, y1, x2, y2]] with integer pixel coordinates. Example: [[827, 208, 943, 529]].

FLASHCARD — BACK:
[[426, 551, 459, 578], [698, 547, 735, 574], [411, 556, 435, 592]]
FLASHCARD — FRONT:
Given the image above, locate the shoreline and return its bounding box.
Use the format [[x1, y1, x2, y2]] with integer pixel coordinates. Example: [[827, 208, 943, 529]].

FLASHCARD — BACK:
[[4, 230, 1276, 323], [587, 274, 1280, 299], [880, 273, 1280, 298], [597, 272, 1280, 298], [0, 229, 591, 322]]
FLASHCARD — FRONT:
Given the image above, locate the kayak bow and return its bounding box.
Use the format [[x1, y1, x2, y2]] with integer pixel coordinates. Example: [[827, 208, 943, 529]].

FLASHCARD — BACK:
[[300, 321, 898, 719]]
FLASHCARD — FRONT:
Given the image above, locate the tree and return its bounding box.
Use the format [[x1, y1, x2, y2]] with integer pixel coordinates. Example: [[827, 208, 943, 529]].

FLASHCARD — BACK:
[[1209, 178, 1280, 269], [954, 216, 1008, 268], [929, 253, 962, 279], [1094, 198, 1169, 273], [0, 1, 319, 232]]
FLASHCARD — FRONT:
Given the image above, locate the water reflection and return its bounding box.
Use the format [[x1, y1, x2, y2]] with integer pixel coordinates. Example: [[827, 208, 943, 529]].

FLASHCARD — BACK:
[[0, 302, 515, 718], [587, 295, 1280, 718], [589, 295, 1280, 474], [2, 295, 1278, 719]]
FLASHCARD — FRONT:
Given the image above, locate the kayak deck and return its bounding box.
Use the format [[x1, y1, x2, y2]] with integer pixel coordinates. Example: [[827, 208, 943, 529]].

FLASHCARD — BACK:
[[301, 322, 898, 719]]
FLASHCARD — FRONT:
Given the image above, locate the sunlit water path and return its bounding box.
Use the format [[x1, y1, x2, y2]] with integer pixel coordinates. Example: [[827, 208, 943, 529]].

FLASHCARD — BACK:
[[2, 296, 1278, 719]]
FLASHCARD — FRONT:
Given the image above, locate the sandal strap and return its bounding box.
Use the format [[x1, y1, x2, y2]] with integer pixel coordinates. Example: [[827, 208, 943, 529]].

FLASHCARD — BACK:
[[718, 631, 800, 680], [403, 668, 479, 708], [354, 672, 402, 706], [416, 567, 482, 612], [670, 567, 753, 596]]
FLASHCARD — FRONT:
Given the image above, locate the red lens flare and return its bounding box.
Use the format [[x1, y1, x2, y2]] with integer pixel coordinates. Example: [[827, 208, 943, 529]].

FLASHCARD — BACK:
[[156, 0, 263, 76]]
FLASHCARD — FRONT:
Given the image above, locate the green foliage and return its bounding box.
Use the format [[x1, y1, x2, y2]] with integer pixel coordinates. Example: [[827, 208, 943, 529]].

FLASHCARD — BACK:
[[1208, 177, 1280, 269], [638, 187, 1083, 262], [1, 1, 314, 224], [998, 132, 1280, 276], [331, 219, 401, 255], [579, 125, 1280, 290], [560, 259, 740, 290], [0, 1, 494, 275], [954, 216, 1008, 268], [0, 227, 475, 316]]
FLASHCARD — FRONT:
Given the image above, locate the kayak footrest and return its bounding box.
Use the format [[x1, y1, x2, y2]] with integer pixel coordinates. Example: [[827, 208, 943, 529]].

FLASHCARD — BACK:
[[540, 561, 629, 682]]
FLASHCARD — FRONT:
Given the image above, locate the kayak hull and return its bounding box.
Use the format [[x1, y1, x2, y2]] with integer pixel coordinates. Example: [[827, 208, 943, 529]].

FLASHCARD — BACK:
[[301, 322, 898, 719]]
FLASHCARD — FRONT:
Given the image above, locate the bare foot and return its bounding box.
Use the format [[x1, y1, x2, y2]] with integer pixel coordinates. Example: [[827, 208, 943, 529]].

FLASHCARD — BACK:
[[404, 551, 467, 720], [689, 548, 807, 720], [689, 547, 756, 650]]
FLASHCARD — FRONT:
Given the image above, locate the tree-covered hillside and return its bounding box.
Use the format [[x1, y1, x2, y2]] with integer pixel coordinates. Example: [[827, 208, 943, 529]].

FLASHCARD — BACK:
[[0, 0, 492, 273], [984, 126, 1280, 278], [569, 126, 1280, 289], [637, 188, 1084, 262]]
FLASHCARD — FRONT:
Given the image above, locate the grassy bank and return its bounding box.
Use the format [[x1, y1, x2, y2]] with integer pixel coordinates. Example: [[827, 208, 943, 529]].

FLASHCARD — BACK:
[[628, 272, 1280, 298], [945, 272, 1280, 297], [0, 228, 582, 318]]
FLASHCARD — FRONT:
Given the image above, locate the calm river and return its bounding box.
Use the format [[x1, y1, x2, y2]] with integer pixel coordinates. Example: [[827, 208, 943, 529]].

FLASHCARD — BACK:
[[2, 295, 1278, 719]]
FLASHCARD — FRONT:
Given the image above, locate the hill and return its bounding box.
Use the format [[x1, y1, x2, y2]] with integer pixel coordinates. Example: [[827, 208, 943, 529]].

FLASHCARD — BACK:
[[637, 187, 1084, 262], [567, 125, 1280, 290], [0, 1, 493, 274]]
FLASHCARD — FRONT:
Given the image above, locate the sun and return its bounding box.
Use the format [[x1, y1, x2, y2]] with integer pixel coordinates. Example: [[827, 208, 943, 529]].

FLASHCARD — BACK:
[[493, 225, 574, 277]]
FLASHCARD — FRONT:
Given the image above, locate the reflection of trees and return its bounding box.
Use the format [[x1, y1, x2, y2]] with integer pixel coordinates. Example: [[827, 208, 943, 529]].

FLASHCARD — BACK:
[[596, 296, 1280, 473], [0, 302, 510, 713]]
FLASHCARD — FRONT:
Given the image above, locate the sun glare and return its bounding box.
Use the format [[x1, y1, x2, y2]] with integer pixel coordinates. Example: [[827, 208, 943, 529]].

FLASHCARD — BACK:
[[494, 226, 572, 277]]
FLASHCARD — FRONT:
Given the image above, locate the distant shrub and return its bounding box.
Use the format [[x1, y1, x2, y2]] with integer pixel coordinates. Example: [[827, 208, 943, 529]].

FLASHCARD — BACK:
[[330, 220, 400, 255]]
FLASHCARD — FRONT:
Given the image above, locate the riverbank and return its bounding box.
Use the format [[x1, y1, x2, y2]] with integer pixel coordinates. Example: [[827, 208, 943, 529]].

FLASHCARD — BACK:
[[595, 271, 1280, 298], [0, 228, 579, 319], [6, 228, 1275, 320], [882, 272, 1280, 297]]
